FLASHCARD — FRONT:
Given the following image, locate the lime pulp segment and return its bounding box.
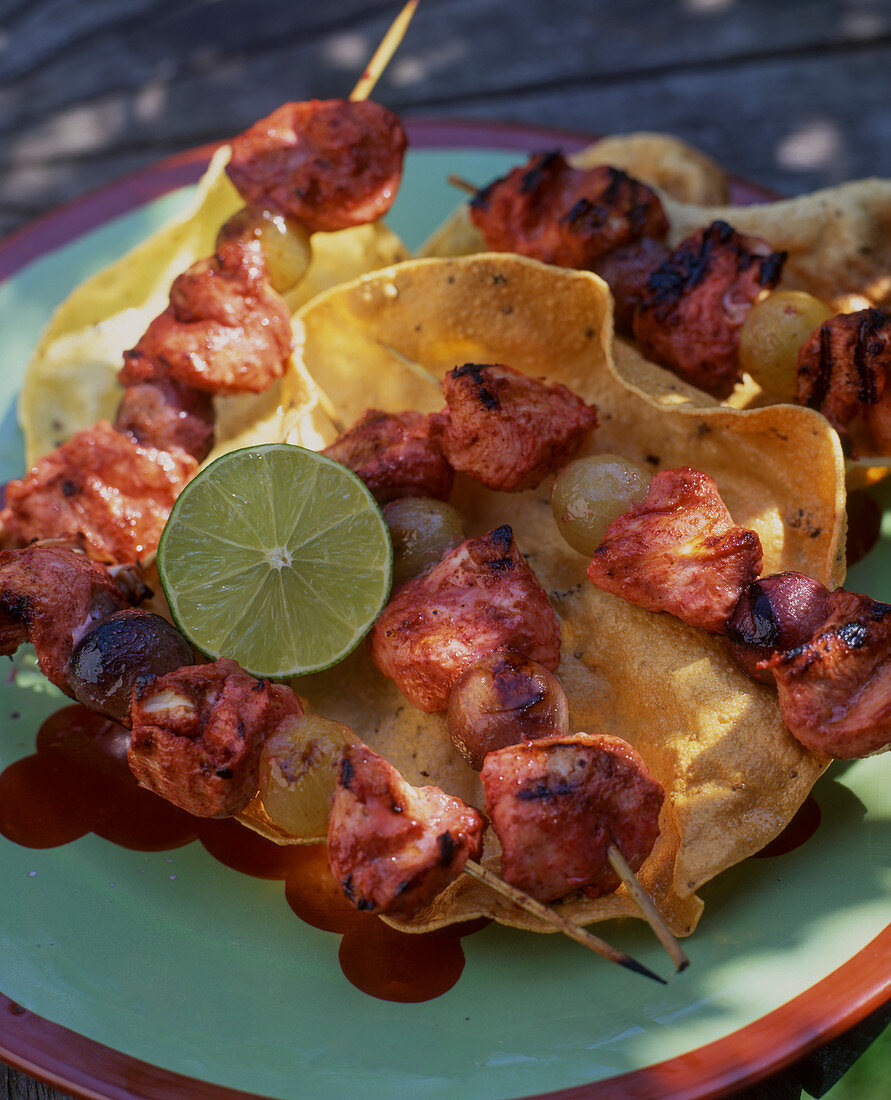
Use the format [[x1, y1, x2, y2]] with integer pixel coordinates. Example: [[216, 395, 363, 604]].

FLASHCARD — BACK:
[[157, 444, 393, 678]]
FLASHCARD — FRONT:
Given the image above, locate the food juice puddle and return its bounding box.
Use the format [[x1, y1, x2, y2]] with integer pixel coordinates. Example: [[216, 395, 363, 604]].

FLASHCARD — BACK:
[[0, 703, 486, 1002]]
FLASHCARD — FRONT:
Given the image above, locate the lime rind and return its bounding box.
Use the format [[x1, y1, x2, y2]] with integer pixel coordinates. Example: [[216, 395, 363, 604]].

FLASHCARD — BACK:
[[157, 444, 393, 679]]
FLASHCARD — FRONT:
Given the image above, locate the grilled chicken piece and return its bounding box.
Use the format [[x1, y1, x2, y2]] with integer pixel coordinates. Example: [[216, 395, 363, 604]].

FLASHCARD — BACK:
[[322, 409, 454, 503], [0, 421, 198, 563], [481, 733, 663, 903], [120, 236, 292, 396], [114, 377, 215, 463], [327, 741, 485, 920], [469, 153, 668, 269], [796, 307, 891, 456], [226, 98, 407, 234], [633, 220, 786, 398], [591, 237, 672, 334], [128, 659, 302, 818], [0, 543, 147, 693], [432, 363, 597, 492], [765, 588, 891, 758], [370, 525, 561, 712], [586, 467, 763, 634]]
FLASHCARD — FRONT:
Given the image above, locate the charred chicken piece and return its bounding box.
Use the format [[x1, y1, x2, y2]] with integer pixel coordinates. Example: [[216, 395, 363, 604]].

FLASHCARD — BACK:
[[633, 221, 786, 399], [327, 741, 485, 920], [370, 525, 561, 712], [128, 658, 302, 818], [469, 153, 669, 269], [120, 236, 292, 396], [765, 588, 891, 759], [795, 307, 891, 456], [0, 421, 198, 564], [322, 409, 454, 503], [433, 363, 597, 492], [0, 543, 147, 693], [586, 467, 763, 634], [481, 732, 664, 904], [226, 98, 407, 234], [114, 378, 215, 463], [725, 572, 833, 683]]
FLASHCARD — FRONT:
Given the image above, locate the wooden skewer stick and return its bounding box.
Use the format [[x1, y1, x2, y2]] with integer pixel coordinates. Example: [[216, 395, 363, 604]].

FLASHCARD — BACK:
[[350, 1, 419, 102], [447, 173, 478, 196], [465, 859, 666, 985], [607, 844, 690, 973]]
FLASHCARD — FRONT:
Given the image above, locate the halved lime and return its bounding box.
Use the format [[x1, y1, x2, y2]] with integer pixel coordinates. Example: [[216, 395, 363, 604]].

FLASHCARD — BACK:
[[157, 444, 392, 679]]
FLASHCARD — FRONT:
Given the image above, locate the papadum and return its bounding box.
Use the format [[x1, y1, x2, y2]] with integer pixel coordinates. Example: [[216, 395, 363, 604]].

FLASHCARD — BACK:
[[241, 254, 845, 938]]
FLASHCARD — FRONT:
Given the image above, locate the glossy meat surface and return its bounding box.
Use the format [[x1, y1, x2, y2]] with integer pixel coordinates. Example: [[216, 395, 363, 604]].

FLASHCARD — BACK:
[[766, 588, 891, 758], [795, 307, 891, 456], [0, 420, 198, 563], [128, 658, 302, 817], [370, 525, 561, 712], [120, 237, 292, 395], [327, 742, 485, 920], [469, 153, 668, 268], [322, 408, 454, 502], [481, 732, 663, 903], [586, 467, 763, 634], [0, 544, 144, 692], [633, 220, 786, 398], [433, 363, 597, 492], [226, 98, 407, 234], [114, 378, 215, 462]]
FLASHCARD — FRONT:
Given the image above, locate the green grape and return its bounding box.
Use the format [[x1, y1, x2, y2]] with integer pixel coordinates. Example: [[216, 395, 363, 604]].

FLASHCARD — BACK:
[[258, 714, 359, 839], [739, 290, 834, 401], [382, 497, 466, 586], [217, 205, 312, 293], [551, 454, 651, 556]]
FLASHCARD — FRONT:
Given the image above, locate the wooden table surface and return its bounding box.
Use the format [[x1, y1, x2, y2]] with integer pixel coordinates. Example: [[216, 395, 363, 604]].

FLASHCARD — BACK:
[[1, 1, 890, 1098]]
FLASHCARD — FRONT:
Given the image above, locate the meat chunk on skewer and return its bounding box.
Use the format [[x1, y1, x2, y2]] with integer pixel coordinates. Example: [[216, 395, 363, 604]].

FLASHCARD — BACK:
[[469, 152, 668, 269], [591, 237, 672, 335], [586, 467, 763, 634], [327, 741, 485, 920], [765, 588, 891, 759], [796, 307, 891, 456], [0, 421, 198, 564], [322, 409, 454, 503], [128, 659, 303, 818], [633, 221, 786, 398], [432, 363, 597, 492], [370, 525, 561, 712], [226, 98, 407, 234], [481, 733, 663, 904], [120, 236, 292, 396], [0, 543, 147, 693], [114, 378, 215, 463]]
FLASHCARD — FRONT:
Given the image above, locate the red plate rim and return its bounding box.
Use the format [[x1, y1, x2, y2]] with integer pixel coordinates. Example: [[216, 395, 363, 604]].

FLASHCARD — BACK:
[[0, 117, 887, 1100]]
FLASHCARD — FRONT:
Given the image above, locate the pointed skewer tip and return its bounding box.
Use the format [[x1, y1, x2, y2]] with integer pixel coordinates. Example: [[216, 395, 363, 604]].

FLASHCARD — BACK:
[[465, 860, 667, 985]]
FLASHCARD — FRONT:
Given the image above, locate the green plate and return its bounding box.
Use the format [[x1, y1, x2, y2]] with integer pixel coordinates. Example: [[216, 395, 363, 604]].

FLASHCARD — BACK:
[[0, 126, 889, 1100]]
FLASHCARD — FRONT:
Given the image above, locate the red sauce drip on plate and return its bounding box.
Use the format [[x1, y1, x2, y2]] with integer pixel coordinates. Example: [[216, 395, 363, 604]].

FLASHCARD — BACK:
[[0, 705, 486, 1002]]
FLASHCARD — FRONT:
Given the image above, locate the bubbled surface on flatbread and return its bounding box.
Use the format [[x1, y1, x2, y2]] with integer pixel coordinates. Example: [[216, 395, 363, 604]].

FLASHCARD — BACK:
[[246, 254, 845, 937], [19, 146, 408, 470]]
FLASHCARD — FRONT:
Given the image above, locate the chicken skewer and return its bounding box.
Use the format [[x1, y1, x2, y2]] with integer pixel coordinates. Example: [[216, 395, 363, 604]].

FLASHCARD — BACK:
[[453, 161, 891, 456], [327, 738, 666, 983], [0, 540, 668, 980], [0, 11, 414, 563]]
